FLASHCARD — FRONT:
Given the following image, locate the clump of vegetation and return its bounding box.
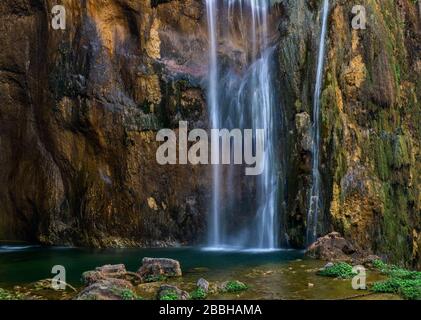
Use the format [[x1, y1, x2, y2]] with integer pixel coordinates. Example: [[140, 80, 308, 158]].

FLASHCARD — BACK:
[[0, 288, 23, 300], [317, 262, 357, 279], [159, 292, 179, 301], [121, 289, 143, 300], [372, 259, 388, 271], [190, 288, 207, 300], [371, 260, 421, 300], [223, 281, 248, 293], [144, 275, 167, 283]]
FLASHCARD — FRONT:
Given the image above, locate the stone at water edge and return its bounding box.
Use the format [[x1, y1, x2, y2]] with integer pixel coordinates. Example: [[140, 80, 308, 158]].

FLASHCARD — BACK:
[[157, 285, 190, 300], [197, 278, 209, 293], [354, 254, 382, 267], [81, 264, 127, 285], [305, 232, 356, 262], [96, 264, 127, 274], [75, 278, 134, 300], [138, 257, 182, 279], [219, 280, 248, 293]]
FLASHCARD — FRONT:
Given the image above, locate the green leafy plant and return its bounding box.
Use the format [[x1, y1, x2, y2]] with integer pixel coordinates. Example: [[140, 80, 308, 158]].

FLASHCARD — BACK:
[[223, 281, 248, 293], [0, 288, 23, 300], [190, 288, 207, 300], [372, 259, 388, 271], [159, 292, 179, 301], [121, 289, 143, 300], [317, 262, 357, 279], [371, 260, 421, 300]]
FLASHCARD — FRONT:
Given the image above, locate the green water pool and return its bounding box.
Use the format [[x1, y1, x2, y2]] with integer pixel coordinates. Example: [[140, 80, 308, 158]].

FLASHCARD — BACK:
[[0, 244, 400, 300]]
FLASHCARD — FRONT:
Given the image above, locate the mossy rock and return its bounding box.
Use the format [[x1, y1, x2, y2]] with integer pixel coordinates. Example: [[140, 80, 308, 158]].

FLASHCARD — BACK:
[[220, 280, 248, 293]]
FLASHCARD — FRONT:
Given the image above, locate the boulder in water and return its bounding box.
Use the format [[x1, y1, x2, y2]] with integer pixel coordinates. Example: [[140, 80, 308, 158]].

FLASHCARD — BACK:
[[138, 257, 182, 280], [75, 278, 134, 300], [81, 264, 141, 286], [305, 232, 356, 262]]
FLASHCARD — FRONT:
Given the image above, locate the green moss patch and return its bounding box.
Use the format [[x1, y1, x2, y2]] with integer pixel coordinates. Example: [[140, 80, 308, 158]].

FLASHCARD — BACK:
[[371, 260, 421, 300], [222, 281, 248, 293], [190, 288, 207, 300], [121, 289, 143, 300], [0, 288, 23, 300], [317, 263, 357, 279], [159, 292, 179, 301]]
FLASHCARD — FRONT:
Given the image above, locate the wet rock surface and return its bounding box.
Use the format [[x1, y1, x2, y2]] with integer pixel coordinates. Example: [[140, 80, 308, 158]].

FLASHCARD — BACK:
[[75, 278, 134, 300], [81, 264, 142, 285], [156, 284, 190, 300], [306, 232, 356, 262], [196, 278, 209, 293], [0, 0, 209, 248], [0, 0, 419, 268], [306, 232, 382, 266], [138, 257, 182, 279]]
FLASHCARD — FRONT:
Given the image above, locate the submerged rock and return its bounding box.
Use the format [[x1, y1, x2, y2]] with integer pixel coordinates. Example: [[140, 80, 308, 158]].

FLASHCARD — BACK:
[[138, 257, 182, 280], [156, 285, 190, 301]]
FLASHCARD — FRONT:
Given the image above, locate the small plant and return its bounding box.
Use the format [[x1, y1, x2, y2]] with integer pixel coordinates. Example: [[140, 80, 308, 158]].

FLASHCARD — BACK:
[[372, 259, 388, 271], [371, 278, 401, 293], [160, 292, 179, 301], [0, 288, 23, 300], [223, 281, 248, 293], [121, 289, 142, 300], [400, 286, 421, 300], [317, 262, 357, 279], [370, 260, 421, 300], [191, 288, 207, 300]]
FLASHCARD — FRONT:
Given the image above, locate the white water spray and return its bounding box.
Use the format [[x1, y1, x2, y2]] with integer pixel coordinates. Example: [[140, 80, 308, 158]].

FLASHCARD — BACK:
[[306, 0, 329, 245], [206, 0, 221, 246], [205, 0, 282, 250]]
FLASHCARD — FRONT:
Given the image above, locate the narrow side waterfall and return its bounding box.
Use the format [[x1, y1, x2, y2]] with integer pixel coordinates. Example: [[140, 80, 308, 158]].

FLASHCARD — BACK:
[[306, 0, 329, 245], [205, 0, 284, 250], [206, 0, 221, 247]]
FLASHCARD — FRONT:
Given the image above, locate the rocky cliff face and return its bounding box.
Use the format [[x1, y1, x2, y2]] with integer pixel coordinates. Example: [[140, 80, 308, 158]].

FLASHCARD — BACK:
[[0, 0, 211, 247], [278, 0, 420, 267], [0, 0, 420, 266]]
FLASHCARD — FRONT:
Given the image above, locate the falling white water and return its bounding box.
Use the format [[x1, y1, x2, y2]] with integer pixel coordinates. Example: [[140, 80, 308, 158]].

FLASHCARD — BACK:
[[206, 0, 221, 246], [306, 0, 329, 245], [205, 0, 282, 250]]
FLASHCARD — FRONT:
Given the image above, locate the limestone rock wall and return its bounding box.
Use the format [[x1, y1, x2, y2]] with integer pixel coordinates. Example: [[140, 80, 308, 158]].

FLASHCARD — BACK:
[[278, 0, 421, 267], [0, 0, 210, 247], [0, 0, 420, 267]]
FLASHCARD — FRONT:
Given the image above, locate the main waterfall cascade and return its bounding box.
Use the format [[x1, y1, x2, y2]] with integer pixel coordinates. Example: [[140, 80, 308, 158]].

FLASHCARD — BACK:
[[205, 0, 285, 250], [306, 0, 330, 245]]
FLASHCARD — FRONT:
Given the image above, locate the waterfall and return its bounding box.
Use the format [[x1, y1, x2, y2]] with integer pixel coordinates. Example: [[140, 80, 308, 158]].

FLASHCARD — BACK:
[[306, 0, 329, 245], [205, 0, 283, 250], [206, 0, 221, 247]]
